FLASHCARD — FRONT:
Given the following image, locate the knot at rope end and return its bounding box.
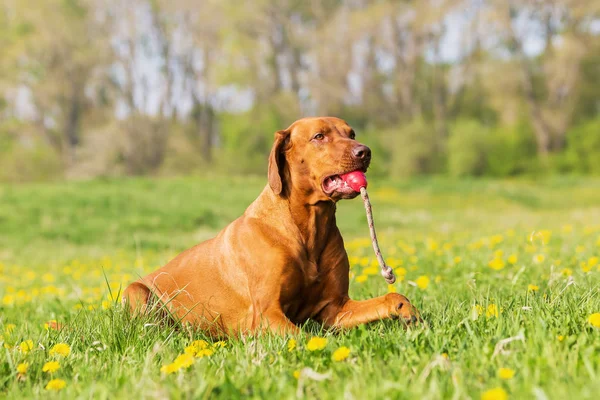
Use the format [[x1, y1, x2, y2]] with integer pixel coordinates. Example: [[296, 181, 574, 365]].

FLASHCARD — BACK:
[[381, 265, 396, 284]]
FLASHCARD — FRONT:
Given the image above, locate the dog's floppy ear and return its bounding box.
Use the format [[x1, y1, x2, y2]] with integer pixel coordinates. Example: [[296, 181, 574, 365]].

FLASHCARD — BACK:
[[268, 129, 290, 196]]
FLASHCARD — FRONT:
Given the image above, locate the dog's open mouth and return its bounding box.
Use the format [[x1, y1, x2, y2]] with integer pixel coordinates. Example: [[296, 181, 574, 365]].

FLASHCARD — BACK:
[[322, 170, 367, 197]]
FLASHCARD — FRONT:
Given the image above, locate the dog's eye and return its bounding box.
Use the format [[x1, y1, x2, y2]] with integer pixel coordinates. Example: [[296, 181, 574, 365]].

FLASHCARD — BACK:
[[313, 133, 324, 141], [349, 132, 356, 140]]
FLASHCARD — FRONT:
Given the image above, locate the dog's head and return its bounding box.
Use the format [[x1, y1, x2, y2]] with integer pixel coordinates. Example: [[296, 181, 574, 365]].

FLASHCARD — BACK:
[[268, 117, 371, 202]]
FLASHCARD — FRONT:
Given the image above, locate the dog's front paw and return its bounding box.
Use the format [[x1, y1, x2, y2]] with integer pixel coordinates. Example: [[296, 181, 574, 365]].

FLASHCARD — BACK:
[[385, 293, 421, 325]]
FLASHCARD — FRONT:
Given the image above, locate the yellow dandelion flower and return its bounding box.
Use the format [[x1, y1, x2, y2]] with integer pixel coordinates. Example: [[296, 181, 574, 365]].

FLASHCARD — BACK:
[[160, 363, 178, 374], [387, 284, 397, 293], [528, 284, 539, 292], [195, 349, 214, 358], [498, 368, 515, 380], [488, 258, 505, 270], [415, 275, 430, 290], [494, 250, 504, 258], [355, 275, 368, 283], [539, 230, 552, 245], [19, 340, 34, 353], [293, 370, 301, 379], [332, 346, 351, 361], [45, 378, 66, 391], [471, 305, 484, 320], [481, 387, 508, 400], [4, 324, 16, 334], [172, 353, 194, 369], [561, 268, 573, 276], [190, 340, 209, 350], [363, 266, 379, 276], [213, 341, 227, 348], [42, 361, 60, 373], [453, 256, 462, 264], [287, 339, 297, 352], [386, 257, 400, 268], [588, 313, 600, 328], [490, 235, 504, 246], [183, 341, 206, 357], [49, 343, 71, 357], [16, 362, 29, 374], [533, 254, 545, 264], [557, 335, 565, 342], [2, 295, 14, 306], [306, 337, 327, 351], [426, 238, 439, 252], [588, 257, 598, 269], [486, 304, 499, 318], [508, 255, 518, 265], [582, 261, 592, 273]]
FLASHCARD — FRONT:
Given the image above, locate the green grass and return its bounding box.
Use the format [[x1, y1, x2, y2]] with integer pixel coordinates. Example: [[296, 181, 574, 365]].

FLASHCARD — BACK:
[[1, 175, 600, 399]]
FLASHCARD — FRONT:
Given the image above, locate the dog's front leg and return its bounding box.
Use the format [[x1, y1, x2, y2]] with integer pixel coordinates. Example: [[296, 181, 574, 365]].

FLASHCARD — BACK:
[[320, 294, 419, 329], [316, 228, 420, 329]]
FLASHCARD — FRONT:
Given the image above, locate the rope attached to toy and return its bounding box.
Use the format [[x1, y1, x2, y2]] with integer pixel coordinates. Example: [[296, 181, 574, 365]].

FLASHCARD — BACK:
[[360, 187, 396, 284]]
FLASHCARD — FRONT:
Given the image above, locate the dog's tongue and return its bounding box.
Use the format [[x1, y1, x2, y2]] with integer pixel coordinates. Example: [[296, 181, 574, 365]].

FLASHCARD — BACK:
[[340, 171, 367, 192]]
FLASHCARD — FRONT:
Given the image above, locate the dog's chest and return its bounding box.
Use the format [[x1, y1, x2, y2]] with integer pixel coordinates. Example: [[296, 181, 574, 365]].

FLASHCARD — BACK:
[[302, 259, 320, 283], [280, 258, 331, 322]]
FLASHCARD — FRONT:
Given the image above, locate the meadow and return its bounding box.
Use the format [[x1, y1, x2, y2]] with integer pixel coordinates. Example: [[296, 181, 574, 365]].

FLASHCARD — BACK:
[[1, 175, 600, 399]]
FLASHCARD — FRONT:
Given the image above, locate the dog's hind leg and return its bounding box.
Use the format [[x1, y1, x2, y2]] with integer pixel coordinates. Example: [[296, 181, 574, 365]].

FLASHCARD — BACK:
[[122, 281, 152, 315]]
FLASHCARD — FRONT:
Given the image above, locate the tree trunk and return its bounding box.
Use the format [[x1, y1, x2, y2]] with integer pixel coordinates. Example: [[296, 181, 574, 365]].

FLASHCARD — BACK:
[[201, 105, 214, 162], [432, 33, 448, 140], [516, 44, 552, 157], [63, 81, 82, 167], [391, 17, 419, 120]]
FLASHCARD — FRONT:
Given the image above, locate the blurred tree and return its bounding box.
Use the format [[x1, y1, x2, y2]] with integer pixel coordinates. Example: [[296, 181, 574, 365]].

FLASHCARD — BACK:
[[3, 0, 113, 168], [490, 0, 596, 157]]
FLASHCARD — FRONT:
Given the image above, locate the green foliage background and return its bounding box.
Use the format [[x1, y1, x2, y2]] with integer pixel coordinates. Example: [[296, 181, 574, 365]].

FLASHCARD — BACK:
[[1, 0, 599, 182]]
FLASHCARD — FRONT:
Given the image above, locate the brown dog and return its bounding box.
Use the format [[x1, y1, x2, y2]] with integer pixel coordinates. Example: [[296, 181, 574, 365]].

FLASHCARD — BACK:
[[123, 117, 419, 336]]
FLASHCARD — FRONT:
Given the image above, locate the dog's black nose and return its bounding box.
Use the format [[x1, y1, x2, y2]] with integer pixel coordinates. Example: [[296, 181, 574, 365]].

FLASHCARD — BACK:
[[352, 145, 371, 160]]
